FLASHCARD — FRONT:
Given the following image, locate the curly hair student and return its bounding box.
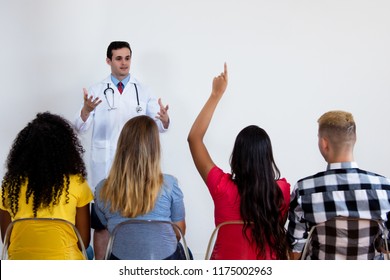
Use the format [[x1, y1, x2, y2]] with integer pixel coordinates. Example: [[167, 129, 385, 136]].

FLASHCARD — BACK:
[[0, 112, 93, 259]]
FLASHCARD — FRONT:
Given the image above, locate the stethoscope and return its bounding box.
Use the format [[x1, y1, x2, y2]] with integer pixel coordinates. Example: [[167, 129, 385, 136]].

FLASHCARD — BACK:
[[103, 83, 143, 113]]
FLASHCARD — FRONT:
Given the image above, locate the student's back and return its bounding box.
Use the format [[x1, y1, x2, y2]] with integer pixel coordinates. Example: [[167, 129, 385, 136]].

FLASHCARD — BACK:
[[93, 115, 188, 260], [0, 112, 93, 259], [287, 110, 390, 260], [187, 64, 290, 259]]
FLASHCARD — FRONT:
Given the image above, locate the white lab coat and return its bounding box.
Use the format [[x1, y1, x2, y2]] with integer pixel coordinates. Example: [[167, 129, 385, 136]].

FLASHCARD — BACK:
[[74, 75, 167, 191]]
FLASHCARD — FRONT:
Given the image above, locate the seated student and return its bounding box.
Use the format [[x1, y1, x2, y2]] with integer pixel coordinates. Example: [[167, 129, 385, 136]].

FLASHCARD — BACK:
[[187, 64, 291, 260], [287, 110, 390, 260], [93, 115, 190, 260], [0, 112, 93, 260]]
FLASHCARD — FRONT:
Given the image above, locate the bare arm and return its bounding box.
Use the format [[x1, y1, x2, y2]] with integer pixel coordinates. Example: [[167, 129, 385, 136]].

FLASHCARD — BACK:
[[187, 63, 228, 183], [75, 204, 91, 249], [0, 209, 12, 243], [173, 220, 186, 241], [289, 251, 302, 260]]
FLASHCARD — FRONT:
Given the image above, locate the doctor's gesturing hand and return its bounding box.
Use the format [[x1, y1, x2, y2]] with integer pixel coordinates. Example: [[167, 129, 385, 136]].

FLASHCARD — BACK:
[[157, 98, 170, 129], [81, 88, 102, 122]]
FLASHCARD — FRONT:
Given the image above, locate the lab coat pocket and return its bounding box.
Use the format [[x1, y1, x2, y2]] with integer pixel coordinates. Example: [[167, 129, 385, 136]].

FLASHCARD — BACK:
[[91, 140, 111, 163]]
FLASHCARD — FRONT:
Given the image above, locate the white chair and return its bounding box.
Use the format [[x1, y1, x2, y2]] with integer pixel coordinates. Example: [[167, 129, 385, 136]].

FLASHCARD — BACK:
[[300, 216, 389, 260], [104, 219, 191, 260], [1, 217, 88, 260]]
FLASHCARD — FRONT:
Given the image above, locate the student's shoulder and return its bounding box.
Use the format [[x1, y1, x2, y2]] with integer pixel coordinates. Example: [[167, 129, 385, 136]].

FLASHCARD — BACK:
[[357, 168, 390, 185], [163, 174, 178, 185], [296, 170, 327, 184]]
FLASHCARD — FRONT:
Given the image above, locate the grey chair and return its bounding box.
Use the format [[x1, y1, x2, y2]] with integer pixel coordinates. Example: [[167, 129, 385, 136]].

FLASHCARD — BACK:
[[104, 219, 190, 260]]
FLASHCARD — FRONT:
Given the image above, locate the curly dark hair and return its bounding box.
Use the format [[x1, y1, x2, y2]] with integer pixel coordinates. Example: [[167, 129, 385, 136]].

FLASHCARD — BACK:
[[1, 112, 87, 217], [230, 125, 289, 259]]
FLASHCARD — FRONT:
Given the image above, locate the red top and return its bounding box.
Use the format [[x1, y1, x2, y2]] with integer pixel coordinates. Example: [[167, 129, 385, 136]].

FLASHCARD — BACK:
[[206, 165, 291, 259]]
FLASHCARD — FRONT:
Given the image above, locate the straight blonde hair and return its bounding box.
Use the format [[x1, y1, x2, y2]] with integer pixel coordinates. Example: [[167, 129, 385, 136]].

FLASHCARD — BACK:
[[99, 116, 163, 217]]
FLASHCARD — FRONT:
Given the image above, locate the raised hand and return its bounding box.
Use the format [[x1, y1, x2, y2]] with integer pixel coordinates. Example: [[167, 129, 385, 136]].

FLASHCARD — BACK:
[[211, 62, 228, 98]]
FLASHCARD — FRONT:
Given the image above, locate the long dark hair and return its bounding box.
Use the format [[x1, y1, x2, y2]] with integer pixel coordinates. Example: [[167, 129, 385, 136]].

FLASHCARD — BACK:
[[1, 112, 87, 217], [230, 125, 288, 259]]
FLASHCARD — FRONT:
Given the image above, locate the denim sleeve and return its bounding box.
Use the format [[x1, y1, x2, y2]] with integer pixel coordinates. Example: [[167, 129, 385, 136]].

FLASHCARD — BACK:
[[93, 180, 108, 228], [170, 177, 185, 222]]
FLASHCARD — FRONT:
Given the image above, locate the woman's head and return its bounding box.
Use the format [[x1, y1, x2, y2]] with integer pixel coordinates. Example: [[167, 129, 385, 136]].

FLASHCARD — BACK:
[[230, 125, 287, 259], [101, 115, 163, 217], [115, 115, 161, 173], [230, 125, 279, 181], [1, 112, 87, 217]]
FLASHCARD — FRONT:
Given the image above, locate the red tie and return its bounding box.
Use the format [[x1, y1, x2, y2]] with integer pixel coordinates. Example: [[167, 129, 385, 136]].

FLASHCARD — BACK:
[[117, 82, 124, 94]]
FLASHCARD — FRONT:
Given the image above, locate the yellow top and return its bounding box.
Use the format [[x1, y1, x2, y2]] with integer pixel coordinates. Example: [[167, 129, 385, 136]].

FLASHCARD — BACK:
[[0, 175, 93, 259]]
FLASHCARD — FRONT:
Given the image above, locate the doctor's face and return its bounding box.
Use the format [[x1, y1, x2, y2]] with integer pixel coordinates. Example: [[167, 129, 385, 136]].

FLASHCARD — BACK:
[[106, 48, 131, 80]]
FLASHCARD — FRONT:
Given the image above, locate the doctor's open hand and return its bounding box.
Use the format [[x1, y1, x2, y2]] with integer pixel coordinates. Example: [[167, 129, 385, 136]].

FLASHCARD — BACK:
[[211, 63, 228, 99], [81, 88, 102, 122], [157, 98, 170, 129]]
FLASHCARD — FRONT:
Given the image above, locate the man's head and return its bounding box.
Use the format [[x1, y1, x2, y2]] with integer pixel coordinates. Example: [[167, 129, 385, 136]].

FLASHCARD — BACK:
[[106, 41, 132, 80], [317, 110, 356, 162], [106, 41, 132, 60]]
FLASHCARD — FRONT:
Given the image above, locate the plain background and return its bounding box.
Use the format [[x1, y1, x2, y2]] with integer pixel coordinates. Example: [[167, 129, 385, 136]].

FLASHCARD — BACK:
[[1, 0, 390, 259]]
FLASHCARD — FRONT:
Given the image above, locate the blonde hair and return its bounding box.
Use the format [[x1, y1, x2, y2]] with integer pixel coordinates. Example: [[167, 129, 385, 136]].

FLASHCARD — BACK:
[[317, 110, 356, 149], [100, 116, 163, 217]]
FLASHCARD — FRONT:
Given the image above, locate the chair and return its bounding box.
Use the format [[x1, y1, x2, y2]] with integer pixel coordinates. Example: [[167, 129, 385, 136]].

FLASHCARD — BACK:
[[205, 220, 259, 260], [104, 219, 191, 260], [1, 217, 88, 260], [300, 216, 390, 260]]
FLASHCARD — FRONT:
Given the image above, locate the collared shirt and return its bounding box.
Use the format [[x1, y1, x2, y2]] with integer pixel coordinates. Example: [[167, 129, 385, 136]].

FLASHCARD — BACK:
[[287, 162, 390, 259], [111, 74, 130, 89]]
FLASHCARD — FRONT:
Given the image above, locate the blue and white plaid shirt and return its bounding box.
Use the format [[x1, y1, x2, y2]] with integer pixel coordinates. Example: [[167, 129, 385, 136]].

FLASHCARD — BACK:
[[287, 162, 390, 258]]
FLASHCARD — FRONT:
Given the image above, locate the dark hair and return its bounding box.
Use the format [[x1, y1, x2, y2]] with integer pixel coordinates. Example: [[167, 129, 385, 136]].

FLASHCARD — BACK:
[[106, 41, 132, 60], [1, 112, 87, 217], [230, 125, 288, 259]]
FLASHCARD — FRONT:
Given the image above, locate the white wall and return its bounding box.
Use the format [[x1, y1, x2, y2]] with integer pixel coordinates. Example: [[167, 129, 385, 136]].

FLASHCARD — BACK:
[[1, 0, 390, 259]]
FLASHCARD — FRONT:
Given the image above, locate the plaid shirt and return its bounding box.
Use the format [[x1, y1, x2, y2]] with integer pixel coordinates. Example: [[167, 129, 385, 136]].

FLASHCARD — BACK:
[[287, 162, 390, 259]]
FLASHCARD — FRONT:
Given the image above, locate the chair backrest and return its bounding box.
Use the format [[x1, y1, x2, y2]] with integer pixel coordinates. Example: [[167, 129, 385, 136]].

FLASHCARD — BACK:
[[205, 220, 259, 260], [104, 219, 190, 260], [1, 218, 88, 260], [300, 216, 389, 260]]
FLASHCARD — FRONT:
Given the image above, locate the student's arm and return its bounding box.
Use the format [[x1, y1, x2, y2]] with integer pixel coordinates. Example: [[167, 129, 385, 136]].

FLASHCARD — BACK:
[[75, 204, 91, 249], [289, 251, 302, 260], [0, 209, 12, 243], [173, 220, 186, 241], [187, 63, 228, 183]]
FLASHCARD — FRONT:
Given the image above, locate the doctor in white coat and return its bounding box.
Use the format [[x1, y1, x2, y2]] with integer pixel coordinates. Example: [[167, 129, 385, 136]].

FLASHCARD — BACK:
[[74, 41, 170, 192], [74, 41, 170, 259]]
